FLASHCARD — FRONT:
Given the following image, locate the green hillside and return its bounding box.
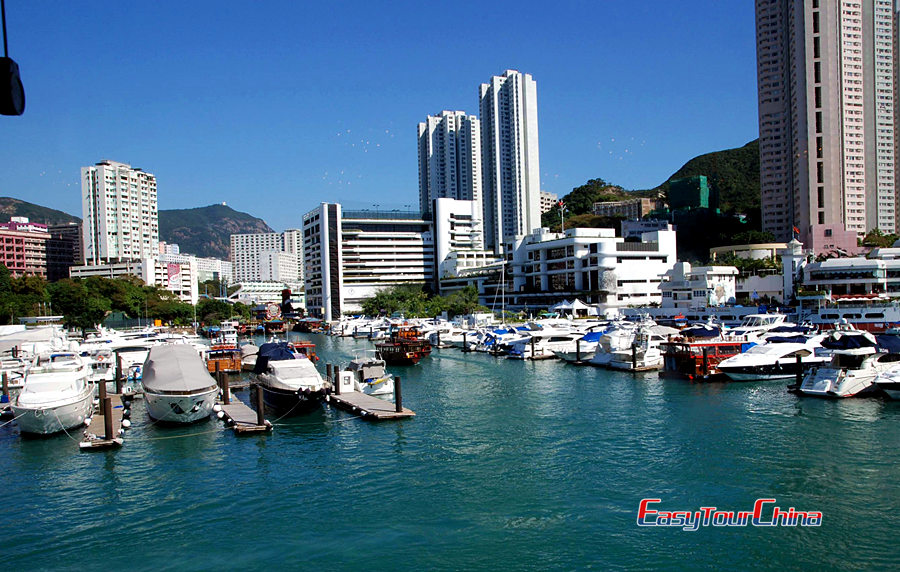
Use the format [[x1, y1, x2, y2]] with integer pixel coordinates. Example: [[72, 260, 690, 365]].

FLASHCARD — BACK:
[[656, 139, 760, 213], [158, 204, 273, 260], [0, 197, 81, 225]]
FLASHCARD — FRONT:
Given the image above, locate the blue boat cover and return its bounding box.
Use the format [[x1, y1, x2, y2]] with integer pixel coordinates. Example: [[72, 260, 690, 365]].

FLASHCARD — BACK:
[[821, 333, 877, 350], [253, 342, 297, 374], [580, 331, 605, 343], [876, 335, 900, 354], [766, 335, 810, 344], [681, 324, 721, 338]]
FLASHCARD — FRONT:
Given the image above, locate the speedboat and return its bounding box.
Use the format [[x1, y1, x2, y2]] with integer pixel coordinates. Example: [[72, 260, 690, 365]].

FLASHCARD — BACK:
[[718, 340, 829, 382], [142, 345, 219, 424], [607, 326, 667, 371], [874, 364, 900, 399], [796, 329, 900, 397], [12, 352, 93, 435], [253, 342, 329, 414], [345, 350, 394, 396]]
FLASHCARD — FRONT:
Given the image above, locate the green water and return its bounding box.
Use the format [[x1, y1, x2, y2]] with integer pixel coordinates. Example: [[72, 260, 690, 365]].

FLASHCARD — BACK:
[[1, 333, 898, 570]]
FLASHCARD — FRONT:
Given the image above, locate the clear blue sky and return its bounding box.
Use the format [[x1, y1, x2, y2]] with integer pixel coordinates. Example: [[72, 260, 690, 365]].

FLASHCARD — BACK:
[[0, 1, 758, 232]]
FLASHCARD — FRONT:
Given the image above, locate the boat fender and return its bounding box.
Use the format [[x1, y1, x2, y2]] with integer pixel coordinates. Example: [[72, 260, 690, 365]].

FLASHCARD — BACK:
[[213, 404, 222, 413], [84, 417, 92, 426], [118, 428, 125, 436], [216, 411, 225, 420], [122, 408, 130, 419], [121, 419, 132, 429]]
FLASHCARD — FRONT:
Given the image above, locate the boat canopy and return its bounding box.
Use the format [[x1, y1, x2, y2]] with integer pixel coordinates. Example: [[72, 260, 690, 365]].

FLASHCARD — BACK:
[[680, 324, 721, 338], [875, 335, 900, 354], [142, 345, 216, 393], [580, 331, 605, 343], [766, 335, 810, 344], [253, 342, 298, 374], [240, 343, 259, 357], [821, 331, 877, 350]]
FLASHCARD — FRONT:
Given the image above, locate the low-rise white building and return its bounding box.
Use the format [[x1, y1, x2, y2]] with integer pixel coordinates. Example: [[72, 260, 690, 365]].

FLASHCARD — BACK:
[[69, 258, 199, 304], [660, 262, 739, 309], [228, 281, 304, 306], [504, 225, 677, 311]]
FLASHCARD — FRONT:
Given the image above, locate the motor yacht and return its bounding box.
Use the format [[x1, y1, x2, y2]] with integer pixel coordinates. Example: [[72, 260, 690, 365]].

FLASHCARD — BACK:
[[142, 345, 219, 424], [12, 352, 93, 435]]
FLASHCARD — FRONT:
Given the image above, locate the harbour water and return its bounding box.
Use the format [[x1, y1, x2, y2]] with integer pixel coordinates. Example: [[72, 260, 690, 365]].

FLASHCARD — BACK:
[[2, 333, 898, 570]]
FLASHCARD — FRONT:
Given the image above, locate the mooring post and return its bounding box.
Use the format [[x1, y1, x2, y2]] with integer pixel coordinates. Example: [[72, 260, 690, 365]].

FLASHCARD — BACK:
[[795, 353, 803, 387], [437, 331, 441, 347], [222, 372, 230, 405], [530, 336, 536, 359], [255, 384, 265, 426], [576, 339, 581, 363], [115, 354, 123, 394], [394, 376, 402, 413], [701, 347, 709, 377], [2, 371, 8, 401], [463, 332, 467, 352], [334, 365, 342, 395], [103, 397, 113, 440], [632, 343, 638, 370], [326, 363, 333, 384], [98, 371, 107, 402]]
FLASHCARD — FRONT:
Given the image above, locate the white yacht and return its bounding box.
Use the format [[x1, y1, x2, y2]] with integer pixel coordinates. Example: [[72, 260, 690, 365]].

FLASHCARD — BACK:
[[718, 341, 829, 382], [506, 329, 586, 360], [12, 352, 93, 435], [345, 350, 394, 396], [797, 330, 900, 397], [142, 345, 219, 424], [874, 364, 900, 400], [253, 342, 329, 414], [607, 327, 666, 371]]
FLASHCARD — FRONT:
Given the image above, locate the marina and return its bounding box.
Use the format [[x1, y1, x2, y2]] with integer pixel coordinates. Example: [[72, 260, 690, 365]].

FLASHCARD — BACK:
[[2, 331, 899, 569]]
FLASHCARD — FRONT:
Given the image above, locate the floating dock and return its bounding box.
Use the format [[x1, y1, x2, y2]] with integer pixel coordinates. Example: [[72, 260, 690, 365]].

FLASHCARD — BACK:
[[218, 384, 271, 433], [328, 391, 415, 420], [80, 394, 127, 450]]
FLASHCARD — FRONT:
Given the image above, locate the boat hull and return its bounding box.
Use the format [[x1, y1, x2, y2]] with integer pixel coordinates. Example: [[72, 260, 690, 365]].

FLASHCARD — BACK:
[[12, 387, 94, 435], [260, 384, 326, 415], [144, 387, 218, 424]]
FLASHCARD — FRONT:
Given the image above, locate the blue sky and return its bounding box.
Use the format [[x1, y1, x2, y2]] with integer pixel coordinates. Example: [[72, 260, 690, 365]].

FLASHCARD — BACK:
[[0, 1, 758, 232]]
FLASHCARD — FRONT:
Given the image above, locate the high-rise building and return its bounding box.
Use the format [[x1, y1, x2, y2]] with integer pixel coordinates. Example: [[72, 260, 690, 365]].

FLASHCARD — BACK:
[[302, 203, 435, 321], [230, 232, 285, 283], [479, 69, 541, 252], [755, 0, 897, 247], [47, 222, 82, 281], [417, 110, 482, 215], [230, 230, 303, 283], [81, 160, 159, 264]]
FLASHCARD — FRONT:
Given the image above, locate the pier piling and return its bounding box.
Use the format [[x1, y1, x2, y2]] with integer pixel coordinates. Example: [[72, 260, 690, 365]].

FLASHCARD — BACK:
[[255, 385, 265, 427], [701, 347, 709, 377], [98, 371, 107, 402], [2, 371, 8, 401], [115, 355, 123, 394], [102, 397, 113, 440], [222, 372, 230, 405], [795, 354, 802, 387], [576, 339, 581, 363], [631, 343, 638, 370], [395, 376, 402, 413]]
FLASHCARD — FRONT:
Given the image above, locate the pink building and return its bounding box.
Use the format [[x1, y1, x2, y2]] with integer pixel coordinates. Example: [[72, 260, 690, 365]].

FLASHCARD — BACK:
[[0, 217, 50, 277]]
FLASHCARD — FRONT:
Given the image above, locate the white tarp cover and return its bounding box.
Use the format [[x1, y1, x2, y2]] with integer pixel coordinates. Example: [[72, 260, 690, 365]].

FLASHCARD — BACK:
[[0, 327, 62, 353], [142, 344, 217, 393]]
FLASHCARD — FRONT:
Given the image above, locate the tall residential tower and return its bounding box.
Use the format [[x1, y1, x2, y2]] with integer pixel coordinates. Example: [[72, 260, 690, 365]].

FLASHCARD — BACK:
[[417, 110, 482, 215], [755, 0, 897, 248], [479, 70, 542, 252], [81, 160, 159, 264]]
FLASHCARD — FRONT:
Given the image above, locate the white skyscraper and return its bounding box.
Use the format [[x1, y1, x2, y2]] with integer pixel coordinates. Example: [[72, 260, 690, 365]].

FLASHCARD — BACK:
[[81, 160, 159, 264], [755, 0, 897, 247], [479, 69, 541, 253], [417, 110, 482, 214], [230, 230, 304, 283]]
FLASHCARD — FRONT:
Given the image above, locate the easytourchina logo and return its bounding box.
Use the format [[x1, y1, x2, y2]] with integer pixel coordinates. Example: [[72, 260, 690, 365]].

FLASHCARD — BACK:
[[637, 498, 823, 531]]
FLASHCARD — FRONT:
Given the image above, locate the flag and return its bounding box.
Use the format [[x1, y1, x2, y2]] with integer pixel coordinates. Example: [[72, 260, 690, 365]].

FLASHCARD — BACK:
[[792, 226, 800, 235], [558, 200, 565, 208]]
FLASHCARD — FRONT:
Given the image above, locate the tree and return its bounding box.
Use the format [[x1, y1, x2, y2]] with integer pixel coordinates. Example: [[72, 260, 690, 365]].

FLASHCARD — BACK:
[[0, 264, 13, 324]]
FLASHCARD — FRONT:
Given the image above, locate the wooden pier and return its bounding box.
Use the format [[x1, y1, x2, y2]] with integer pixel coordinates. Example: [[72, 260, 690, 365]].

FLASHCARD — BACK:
[[328, 370, 415, 421], [217, 377, 271, 433], [80, 393, 127, 450]]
